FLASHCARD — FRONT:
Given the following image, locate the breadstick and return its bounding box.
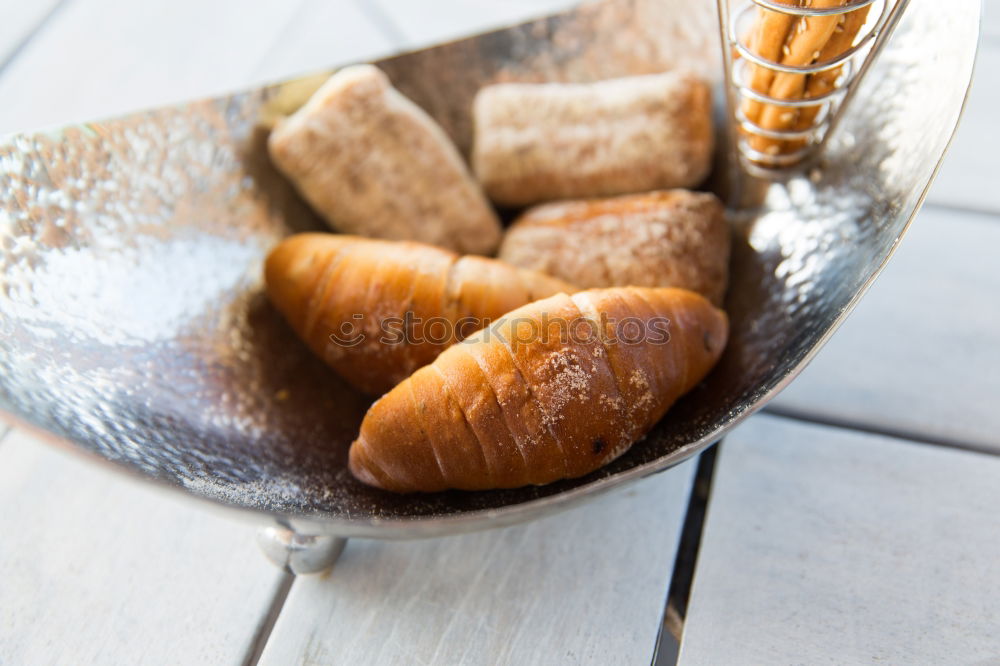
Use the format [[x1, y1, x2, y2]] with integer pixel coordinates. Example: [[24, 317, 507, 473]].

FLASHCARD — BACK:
[[742, 0, 799, 126], [783, 5, 871, 152], [349, 287, 728, 492], [265, 233, 573, 395], [268, 65, 502, 256], [499, 190, 730, 306], [749, 0, 844, 156]]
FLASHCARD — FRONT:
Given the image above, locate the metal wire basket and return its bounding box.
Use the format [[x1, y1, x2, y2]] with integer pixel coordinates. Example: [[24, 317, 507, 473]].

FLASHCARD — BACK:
[[717, 0, 912, 180]]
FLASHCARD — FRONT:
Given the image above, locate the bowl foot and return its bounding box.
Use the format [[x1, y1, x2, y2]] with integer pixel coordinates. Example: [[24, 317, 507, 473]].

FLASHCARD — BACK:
[[256, 526, 346, 575]]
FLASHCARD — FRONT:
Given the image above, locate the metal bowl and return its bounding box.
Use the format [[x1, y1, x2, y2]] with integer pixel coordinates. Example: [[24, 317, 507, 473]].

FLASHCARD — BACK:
[[0, 0, 979, 539]]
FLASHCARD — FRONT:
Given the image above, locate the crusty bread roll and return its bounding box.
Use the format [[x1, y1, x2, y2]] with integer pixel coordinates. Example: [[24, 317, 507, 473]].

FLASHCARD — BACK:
[[349, 287, 728, 492], [265, 233, 573, 395], [268, 65, 502, 255], [498, 190, 729, 306], [472, 71, 713, 207]]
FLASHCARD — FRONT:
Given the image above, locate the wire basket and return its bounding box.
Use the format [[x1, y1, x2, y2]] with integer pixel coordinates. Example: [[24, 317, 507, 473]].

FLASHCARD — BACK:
[[717, 0, 912, 182]]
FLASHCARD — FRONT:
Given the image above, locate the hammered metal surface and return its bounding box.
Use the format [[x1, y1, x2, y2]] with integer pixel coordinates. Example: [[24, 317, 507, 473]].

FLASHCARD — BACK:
[[0, 0, 979, 537]]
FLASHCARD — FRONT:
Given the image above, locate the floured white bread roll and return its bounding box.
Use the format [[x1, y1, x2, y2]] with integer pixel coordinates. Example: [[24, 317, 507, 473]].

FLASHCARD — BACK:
[[269, 65, 502, 255], [499, 190, 729, 306], [472, 71, 713, 207]]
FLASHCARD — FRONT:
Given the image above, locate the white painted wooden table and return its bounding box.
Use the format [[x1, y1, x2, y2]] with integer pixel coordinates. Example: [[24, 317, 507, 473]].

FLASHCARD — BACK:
[[1, 2, 997, 664]]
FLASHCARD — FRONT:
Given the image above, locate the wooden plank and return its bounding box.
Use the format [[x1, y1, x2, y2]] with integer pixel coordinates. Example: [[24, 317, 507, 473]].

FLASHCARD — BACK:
[[924, 40, 999, 212], [369, 0, 580, 48], [769, 204, 1000, 452], [679, 414, 1000, 664], [0, 0, 389, 135], [258, 461, 697, 666], [0, 0, 63, 69], [0, 429, 288, 665]]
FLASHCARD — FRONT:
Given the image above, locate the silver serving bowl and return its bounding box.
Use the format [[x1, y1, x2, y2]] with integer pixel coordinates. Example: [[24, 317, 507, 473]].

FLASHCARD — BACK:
[[0, 0, 979, 542]]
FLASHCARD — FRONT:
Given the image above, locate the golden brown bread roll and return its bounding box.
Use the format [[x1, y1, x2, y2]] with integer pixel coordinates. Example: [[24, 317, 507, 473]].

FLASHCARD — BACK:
[[268, 65, 502, 255], [472, 71, 713, 207], [349, 287, 728, 492], [498, 190, 730, 306], [265, 233, 574, 395]]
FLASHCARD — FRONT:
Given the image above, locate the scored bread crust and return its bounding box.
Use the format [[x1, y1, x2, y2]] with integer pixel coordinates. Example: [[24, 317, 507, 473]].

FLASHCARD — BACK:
[[265, 233, 574, 396], [498, 190, 730, 306], [472, 71, 713, 207], [268, 64, 502, 255], [349, 286, 728, 493]]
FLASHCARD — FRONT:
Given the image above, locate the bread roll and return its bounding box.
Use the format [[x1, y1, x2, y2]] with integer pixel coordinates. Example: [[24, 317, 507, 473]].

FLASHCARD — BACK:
[[499, 190, 729, 306], [349, 287, 728, 492], [265, 233, 573, 395], [472, 71, 713, 207], [268, 65, 502, 255]]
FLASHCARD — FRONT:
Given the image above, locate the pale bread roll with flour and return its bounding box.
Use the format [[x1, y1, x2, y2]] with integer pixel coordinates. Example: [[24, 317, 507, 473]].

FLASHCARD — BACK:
[[268, 65, 502, 255], [472, 71, 713, 207], [499, 190, 729, 306]]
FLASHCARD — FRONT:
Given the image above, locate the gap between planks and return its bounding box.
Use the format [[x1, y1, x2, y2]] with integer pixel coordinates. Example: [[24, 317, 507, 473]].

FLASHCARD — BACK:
[[663, 445, 719, 642], [242, 571, 296, 666], [352, 0, 409, 48], [762, 404, 1000, 460], [0, 0, 71, 81], [922, 200, 1000, 220]]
